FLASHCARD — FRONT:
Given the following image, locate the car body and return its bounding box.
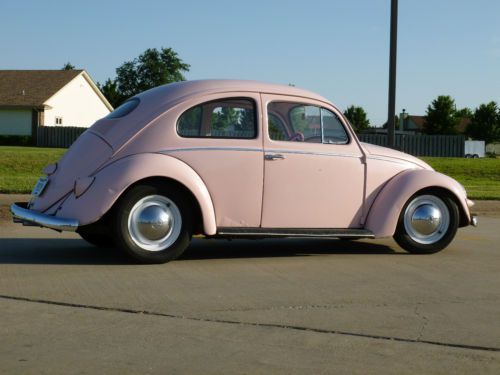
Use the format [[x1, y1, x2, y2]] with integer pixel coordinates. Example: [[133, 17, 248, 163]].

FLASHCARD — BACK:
[[11, 80, 477, 263]]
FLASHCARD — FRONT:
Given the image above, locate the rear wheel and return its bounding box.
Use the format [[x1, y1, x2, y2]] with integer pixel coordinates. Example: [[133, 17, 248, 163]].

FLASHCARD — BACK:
[[114, 184, 192, 264], [394, 193, 459, 254]]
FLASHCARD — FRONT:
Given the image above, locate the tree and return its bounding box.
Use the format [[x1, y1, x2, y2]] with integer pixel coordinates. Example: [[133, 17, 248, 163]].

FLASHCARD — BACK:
[[97, 78, 123, 108], [343, 105, 370, 133], [114, 47, 190, 102], [466, 102, 500, 144], [456, 107, 473, 120], [212, 107, 239, 130], [424, 95, 461, 135], [62, 62, 75, 70], [99, 47, 190, 108]]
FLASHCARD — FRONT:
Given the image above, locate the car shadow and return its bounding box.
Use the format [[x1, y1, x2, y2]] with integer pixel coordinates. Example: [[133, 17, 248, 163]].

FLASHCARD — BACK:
[[0, 237, 402, 265], [180, 238, 401, 261], [0, 238, 130, 265]]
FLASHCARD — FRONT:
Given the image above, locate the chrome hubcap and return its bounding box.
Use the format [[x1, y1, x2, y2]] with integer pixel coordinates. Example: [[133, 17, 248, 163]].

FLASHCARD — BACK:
[[404, 195, 449, 244], [410, 204, 442, 235], [128, 195, 182, 251], [136, 205, 172, 241]]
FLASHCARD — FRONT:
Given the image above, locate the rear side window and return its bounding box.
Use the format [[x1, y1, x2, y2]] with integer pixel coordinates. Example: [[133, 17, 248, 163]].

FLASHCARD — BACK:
[[105, 98, 140, 119], [177, 98, 256, 139]]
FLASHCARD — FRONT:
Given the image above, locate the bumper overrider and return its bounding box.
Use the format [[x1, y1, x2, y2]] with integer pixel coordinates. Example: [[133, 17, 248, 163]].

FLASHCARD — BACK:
[[466, 199, 478, 227], [10, 202, 79, 232]]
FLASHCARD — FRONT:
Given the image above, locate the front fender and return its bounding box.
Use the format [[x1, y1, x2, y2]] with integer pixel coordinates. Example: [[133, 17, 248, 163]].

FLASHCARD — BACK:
[[365, 169, 470, 238], [56, 153, 217, 234]]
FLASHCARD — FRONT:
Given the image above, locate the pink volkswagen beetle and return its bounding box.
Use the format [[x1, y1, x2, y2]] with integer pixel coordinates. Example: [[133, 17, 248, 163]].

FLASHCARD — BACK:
[[11, 80, 477, 263]]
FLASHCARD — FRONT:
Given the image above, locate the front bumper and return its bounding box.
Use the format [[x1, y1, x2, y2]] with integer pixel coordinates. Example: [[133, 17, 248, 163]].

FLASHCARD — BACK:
[[471, 214, 478, 227], [11, 202, 79, 232], [466, 199, 478, 227]]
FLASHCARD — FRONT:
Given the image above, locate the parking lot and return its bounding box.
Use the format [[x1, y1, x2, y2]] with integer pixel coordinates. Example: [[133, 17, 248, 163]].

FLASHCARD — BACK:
[[0, 197, 499, 374]]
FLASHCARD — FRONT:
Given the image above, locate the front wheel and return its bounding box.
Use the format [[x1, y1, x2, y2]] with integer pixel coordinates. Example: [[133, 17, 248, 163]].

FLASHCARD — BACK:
[[393, 193, 459, 254], [114, 184, 192, 264]]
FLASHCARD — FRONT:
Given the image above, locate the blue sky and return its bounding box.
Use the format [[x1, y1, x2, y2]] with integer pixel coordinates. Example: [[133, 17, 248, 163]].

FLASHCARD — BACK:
[[1, 0, 499, 125]]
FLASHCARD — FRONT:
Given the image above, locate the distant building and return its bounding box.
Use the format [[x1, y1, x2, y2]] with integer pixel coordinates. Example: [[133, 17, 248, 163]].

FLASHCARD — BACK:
[[377, 112, 471, 134], [0, 70, 112, 136]]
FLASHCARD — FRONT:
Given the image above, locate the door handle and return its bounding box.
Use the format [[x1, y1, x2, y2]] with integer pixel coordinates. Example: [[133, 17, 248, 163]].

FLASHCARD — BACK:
[[265, 153, 286, 161]]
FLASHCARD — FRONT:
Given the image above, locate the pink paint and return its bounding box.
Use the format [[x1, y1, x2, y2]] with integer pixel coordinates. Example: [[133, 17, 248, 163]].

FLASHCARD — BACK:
[[24, 79, 473, 239]]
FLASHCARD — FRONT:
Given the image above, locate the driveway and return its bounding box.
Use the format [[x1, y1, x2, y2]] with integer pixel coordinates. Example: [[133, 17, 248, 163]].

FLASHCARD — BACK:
[[0, 197, 499, 374]]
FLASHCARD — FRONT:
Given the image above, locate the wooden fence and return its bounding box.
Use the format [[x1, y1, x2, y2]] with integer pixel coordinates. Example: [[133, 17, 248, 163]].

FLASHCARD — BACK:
[[36, 126, 465, 157], [359, 134, 465, 157], [37, 126, 87, 148]]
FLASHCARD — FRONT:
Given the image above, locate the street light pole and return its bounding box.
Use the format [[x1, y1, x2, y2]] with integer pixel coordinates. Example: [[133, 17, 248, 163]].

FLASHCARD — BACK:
[[387, 0, 398, 148]]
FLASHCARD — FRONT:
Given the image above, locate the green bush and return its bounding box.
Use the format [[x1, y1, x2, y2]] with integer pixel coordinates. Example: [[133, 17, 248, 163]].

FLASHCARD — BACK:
[[0, 135, 33, 146]]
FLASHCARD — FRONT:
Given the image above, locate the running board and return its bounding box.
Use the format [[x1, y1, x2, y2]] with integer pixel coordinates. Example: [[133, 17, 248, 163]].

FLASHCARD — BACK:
[[216, 227, 374, 239]]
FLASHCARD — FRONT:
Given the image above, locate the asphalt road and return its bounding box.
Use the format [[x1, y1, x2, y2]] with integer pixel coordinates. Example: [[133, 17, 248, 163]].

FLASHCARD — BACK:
[[0, 213, 499, 374]]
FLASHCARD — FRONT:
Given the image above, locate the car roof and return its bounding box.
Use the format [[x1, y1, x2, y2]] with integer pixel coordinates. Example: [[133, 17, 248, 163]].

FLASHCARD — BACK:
[[135, 79, 333, 106]]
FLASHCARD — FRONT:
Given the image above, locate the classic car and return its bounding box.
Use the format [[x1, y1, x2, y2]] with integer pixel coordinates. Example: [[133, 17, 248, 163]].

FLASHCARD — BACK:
[[11, 80, 477, 263]]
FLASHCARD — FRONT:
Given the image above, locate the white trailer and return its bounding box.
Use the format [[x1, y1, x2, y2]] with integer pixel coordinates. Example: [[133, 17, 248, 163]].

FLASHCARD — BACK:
[[464, 140, 485, 158]]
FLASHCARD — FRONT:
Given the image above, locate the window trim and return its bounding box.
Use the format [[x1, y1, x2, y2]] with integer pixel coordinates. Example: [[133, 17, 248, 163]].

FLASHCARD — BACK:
[[176, 97, 258, 140], [320, 107, 350, 145]]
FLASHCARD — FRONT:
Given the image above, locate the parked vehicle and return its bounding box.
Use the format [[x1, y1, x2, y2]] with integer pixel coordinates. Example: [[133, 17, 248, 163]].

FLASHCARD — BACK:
[[464, 140, 485, 158], [11, 80, 477, 263]]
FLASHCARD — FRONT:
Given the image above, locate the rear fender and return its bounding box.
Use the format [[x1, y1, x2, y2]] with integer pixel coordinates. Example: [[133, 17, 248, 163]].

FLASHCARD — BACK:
[[365, 169, 470, 238], [56, 153, 217, 234]]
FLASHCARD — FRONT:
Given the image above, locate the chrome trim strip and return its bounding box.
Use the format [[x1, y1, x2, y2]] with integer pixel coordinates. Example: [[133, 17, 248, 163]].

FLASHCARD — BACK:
[[11, 203, 79, 232], [366, 155, 416, 165], [218, 232, 374, 238], [217, 231, 374, 238], [159, 146, 362, 160], [217, 227, 375, 238], [266, 149, 361, 159], [160, 147, 261, 153]]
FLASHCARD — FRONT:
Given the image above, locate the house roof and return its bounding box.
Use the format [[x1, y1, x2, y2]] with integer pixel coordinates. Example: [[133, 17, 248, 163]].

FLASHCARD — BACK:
[[408, 115, 470, 133], [0, 70, 92, 108], [408, 115, 425, 130]]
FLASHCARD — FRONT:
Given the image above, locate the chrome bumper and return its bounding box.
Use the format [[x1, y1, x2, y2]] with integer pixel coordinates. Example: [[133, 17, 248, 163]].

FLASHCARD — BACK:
[[466, 199, 478, 227], [10, 202, 79, 232], [471, 214, 478, 227]]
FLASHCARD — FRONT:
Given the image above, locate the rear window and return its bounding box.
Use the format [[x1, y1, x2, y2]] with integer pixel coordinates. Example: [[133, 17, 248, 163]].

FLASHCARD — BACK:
[[105, 98, 140, 119], [177, 98, 256, 139]]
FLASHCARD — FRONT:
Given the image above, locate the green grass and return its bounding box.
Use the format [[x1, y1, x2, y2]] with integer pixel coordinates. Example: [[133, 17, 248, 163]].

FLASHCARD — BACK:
[[0, 146, 66, 193], [421, 157, 500, 200], [0, 146, 499, 200]]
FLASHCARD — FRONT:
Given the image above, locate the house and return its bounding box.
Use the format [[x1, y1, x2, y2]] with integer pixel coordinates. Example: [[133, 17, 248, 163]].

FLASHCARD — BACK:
[[0, 70, 112, 136], [403, 115, 470, 134], [378, 113, 471, 134]]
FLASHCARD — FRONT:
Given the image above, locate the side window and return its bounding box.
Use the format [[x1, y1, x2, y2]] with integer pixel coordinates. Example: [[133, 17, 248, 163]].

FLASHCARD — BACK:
[[321, 108, 349, 144], [289, 105, 321, 143], [268, 113, 288, 141], [177, 106, 202, 136], [177, 98, 256, 139], [268, 102, 348, 144]]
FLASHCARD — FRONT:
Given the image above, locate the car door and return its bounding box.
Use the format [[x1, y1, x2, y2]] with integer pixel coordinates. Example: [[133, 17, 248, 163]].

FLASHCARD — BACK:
[[261, 94, 365, 229], [171, 93, 264, 228]]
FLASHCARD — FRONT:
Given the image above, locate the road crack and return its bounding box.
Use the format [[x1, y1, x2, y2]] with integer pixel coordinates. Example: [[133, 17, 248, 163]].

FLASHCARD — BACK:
[[414, 303, 429, 341], [1, 293, 499, 353]]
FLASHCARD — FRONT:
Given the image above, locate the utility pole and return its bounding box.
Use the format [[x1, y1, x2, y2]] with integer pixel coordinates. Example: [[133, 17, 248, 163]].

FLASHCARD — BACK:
[[387, 0, 398, 148]]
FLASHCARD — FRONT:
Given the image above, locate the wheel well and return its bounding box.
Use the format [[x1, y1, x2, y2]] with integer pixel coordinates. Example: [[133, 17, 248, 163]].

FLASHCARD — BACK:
[[111, 176, 204, 235], [413, 186, 469, 227]]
